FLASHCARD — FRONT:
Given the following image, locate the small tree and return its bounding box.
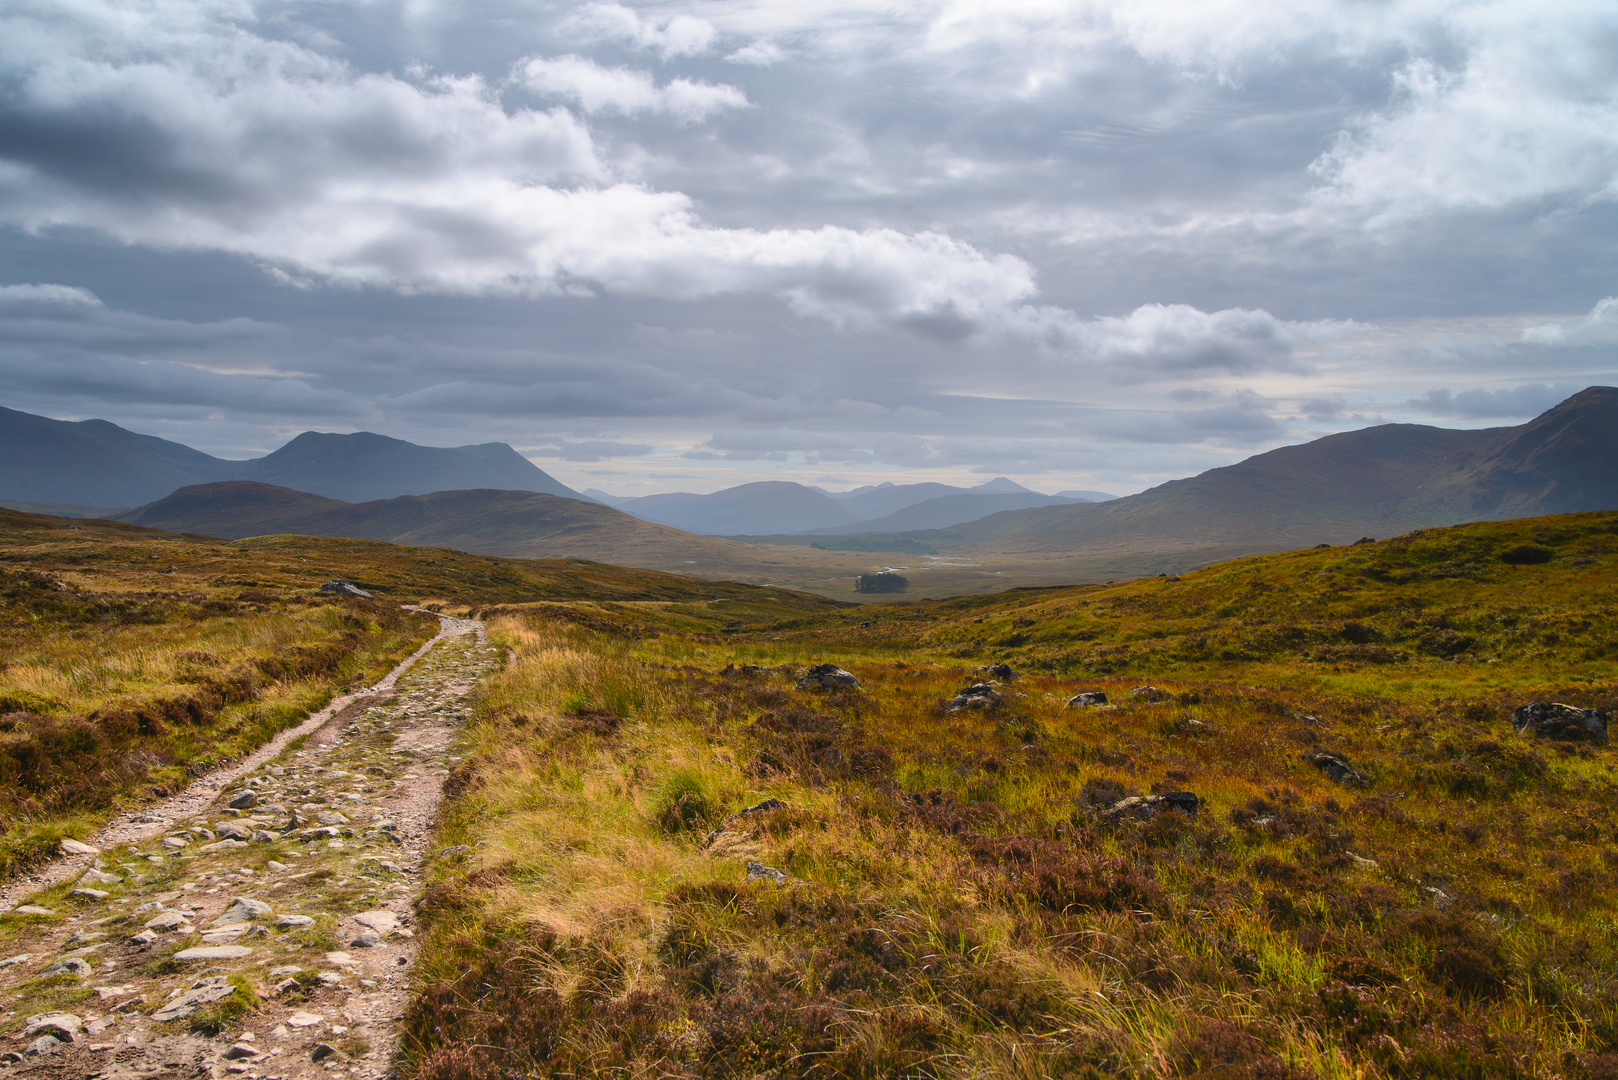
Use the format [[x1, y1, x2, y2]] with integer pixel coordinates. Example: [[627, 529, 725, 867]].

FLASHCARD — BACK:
[[855, 572, 909, 594]]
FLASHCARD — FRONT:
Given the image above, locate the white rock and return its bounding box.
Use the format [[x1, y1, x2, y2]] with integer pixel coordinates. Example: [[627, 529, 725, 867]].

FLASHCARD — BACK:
[[173, 945, 253, 960], [60, 839, 100, 856], [285, 1011, 323, 1028]]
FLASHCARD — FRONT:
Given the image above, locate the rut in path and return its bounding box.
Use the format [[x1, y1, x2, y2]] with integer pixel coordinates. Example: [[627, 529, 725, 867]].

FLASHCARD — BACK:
[[0, 614, 497, 1080]]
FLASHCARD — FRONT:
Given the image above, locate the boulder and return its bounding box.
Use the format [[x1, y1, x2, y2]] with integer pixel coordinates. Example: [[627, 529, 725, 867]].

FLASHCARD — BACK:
[[319, 580, 374, 599], [945, 684, 1005, 712], [796, 664, 859, 691], [1311, 752, 1368, 786], [745, 861, 788, 886], [978, 663, 1019, 681], [1511, 702, 1608, 745], [23, 1013, 81, 1042], [228, 790, 258, 810], [1103, 792, 1199, 823], [38, 958, 93, 978], [1128, 686, 1168, 703], [1066, 691, 1108, 707], [215, 822, 253, 841], [59, 838, 99, 857]]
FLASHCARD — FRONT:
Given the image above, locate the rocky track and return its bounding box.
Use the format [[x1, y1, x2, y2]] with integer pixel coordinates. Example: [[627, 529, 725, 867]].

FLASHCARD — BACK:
[[0, 614, 497, 1080]]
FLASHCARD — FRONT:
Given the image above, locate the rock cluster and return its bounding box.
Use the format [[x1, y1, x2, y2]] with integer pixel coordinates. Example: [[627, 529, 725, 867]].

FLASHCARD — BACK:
[[1511, 701, 1608, 745], [796, 664, 859, 690], [945, 684, 1005, 712]]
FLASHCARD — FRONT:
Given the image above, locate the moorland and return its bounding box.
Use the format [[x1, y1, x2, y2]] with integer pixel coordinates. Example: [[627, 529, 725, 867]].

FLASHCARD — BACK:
[[3, 501, 1617, 1078]]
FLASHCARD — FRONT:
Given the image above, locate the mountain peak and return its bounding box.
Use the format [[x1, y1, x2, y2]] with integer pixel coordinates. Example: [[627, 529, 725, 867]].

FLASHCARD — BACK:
[[972, 477, 1036, 494]]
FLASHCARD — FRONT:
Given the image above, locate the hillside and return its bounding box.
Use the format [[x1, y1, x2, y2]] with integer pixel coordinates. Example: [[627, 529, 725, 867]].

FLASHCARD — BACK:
[[811, 490, 1083, 533], [111, 482, 900, 594], [0, 405, 585, 507], [931, 386, 1618, 563]]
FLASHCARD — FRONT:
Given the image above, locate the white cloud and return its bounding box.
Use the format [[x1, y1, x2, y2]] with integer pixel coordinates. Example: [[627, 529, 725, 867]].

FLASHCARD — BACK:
[[725, 42, 784, 66], [1523, 297, 1618, 347], [516, 55, 747, 122], [561, 3, 717, 58]]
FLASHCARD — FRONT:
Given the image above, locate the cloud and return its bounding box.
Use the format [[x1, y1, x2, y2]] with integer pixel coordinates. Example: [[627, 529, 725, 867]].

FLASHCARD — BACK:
[[560, 3, 717, 58], [1406, 383, 1580, 420], [522, 437, 655, 462], [725, 42, 785, 66], [515, 56, 747, 122], [0, 282, 277, 354], [1522, 297, 1618, 347]]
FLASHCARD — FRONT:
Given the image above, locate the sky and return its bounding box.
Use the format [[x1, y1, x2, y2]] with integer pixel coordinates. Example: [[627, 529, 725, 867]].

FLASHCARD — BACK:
[[2, 0, 1616, 497]]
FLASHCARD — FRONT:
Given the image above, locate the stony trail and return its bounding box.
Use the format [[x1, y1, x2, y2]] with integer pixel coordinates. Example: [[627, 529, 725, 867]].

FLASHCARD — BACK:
[[0, 613, 498, 1080]]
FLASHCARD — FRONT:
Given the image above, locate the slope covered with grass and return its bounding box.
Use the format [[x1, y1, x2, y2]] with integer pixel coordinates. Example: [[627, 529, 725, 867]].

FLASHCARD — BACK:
[[410, 512, 1618, 1079]]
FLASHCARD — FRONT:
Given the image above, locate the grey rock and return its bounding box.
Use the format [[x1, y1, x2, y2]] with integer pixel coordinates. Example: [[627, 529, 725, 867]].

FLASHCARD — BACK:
[[276, 915, 315, 929], [1066, 691, 1109, 707], [63, 931, 105, 947], [272, 978, 301, 995], [1128, 686, 1169, 702], [228, 790, 258, 810], [145, 911, 190, 931], [79, 868, 123, 885], [173, 945, 253, 960], [25, 1036, 61, 1057], [11, 905, 54, 917], [38, 957, 93, 978], [1511, 702, 1608, 745], [198, 838, 249, 852], [0, 954, 31, 967], [320, 579, 374, 599], [353, 910, 400, 934], [1312, 752, 1368, 786], [59, 838, 99, 856], [251, 831, 279, 844], [945, 684, 1005, 712], [222, 1044, 258, 1060], [438, 845, 470, 859], [745, 861, 789, 886], [1104, 792, 1200, 823], [24, 1013, 80, 1041], [68, 887, 109, 900], [215, 822, 253, 841], [130, 930, 158, 947], [796, 664, 859, 691], [310, 1043, 342, 1062], [300, 826, 342, 840], [351, 934, 382, 948], [978, 663, 1019, 681], [315, 811, 350, 825], [214, 897, 272, 925], [151, 977, 236, 1022]]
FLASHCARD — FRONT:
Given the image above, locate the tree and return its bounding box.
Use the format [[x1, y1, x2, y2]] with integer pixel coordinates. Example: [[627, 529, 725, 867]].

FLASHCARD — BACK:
[[855, 572, 908, 594]]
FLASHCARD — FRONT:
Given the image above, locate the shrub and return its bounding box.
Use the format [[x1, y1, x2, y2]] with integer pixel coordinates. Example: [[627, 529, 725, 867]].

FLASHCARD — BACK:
[[1500, 544, 1554, 565]]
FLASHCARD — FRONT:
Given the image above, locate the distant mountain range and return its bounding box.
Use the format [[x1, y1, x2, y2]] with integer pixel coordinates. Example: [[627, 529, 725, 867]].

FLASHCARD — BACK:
[[0, 406, 584, 508], [585, 476, 1100, 535]]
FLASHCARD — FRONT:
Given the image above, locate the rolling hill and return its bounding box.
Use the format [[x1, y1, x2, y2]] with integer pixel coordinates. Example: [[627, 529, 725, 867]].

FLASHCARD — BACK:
[[0, 406, 586, 508], [933, 385, 1618, 567]]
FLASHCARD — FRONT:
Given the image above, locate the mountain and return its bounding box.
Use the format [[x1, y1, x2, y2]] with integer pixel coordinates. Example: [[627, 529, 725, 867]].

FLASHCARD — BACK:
[[0, 406, 586, 507], [596, 476, 1052, 535], [230, 431, 582, 503], [1055, 489, 1115, 502], [812, 491, 1084, 534], [937, 386, 1618, 563], [613, 481, 861, 535], [0, 405, 230, 506]]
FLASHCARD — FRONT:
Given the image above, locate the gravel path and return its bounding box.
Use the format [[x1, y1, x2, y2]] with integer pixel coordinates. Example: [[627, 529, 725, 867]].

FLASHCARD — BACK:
[[0, 613, 497, 1080]]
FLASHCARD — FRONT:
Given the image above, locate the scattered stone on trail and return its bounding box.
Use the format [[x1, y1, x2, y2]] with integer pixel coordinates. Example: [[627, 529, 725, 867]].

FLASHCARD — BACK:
[[214, 897, 272, 925], [353, 910, 400, 935], [1066, 691, 1109, 707], [0, 954, 31, 967], [301, 826, 342, 841], [286, 1011, 323, 1028], [130, 930, 158, 946], [745, 861, 789, 886], [1511, 701, 1609, 745], [320, 579, 374, 599], [79, 868, 122, 885], [276, 915, 315, 930], [945, 684, 1005, 712], [24, 1013, 81, 1042], [310, 1043, 342, 1062], [11, 906, 53, 917], [173, 945, 253, 961], [796, 663, 859, 690], [161, 836, 187, 850], [1311, 751, 1368, 786], [222, 1044, 258, 1060], [251, 830, 279, 844], [228, 790, 258, 810], [38, 958, 94, 978], [59, 838, 99, 856], [25, 1036, 61, 1057], [1104, 792, 1200, 823], [978, 663, 1019, 681], [199, 838, 249, 853], [1128, 686, 1169, 702], [316, 811, 350, 825], [68, 887, 109, 900], [144, 911, 190, 931], [151, 977, 237, 1022], [351, 934, 382, 948]]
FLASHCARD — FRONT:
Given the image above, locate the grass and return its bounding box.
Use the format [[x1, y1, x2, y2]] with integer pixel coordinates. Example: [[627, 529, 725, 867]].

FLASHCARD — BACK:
[[403, 512, 1618, 1080]]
